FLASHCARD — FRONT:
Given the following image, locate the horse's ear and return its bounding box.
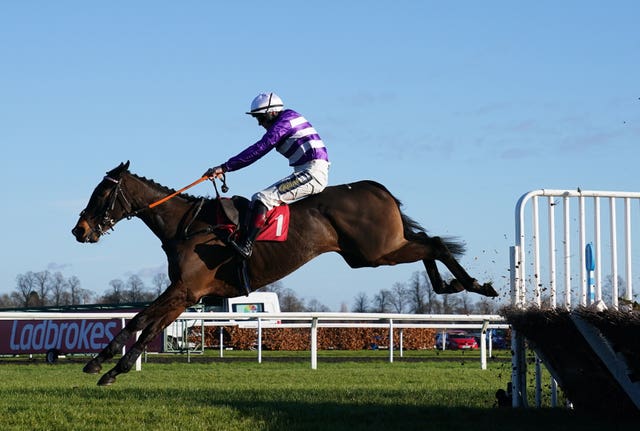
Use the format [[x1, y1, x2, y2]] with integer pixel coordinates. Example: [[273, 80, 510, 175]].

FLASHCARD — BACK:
[[106, 161, 131, 178]]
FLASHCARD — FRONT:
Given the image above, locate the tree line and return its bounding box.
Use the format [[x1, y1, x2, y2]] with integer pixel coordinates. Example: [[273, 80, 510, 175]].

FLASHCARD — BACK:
[[264, 271, 498, 314], [0, 270, 169, 308], [1, 268, 498, 314]]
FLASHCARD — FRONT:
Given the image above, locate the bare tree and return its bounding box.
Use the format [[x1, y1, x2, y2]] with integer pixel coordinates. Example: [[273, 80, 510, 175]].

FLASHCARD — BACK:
[[0, 293, 18, 308], [102, 279, 126, 304], [279, 289, 306, 311], [440, 294, 461, 314], [68, 276, 93, 305], [388, 282, 408, 313], [352, 292, 370, 312], [13, 270, 93, 308], [125, 275, 148, 302], [455, 292, 475, 314], [407, 271, 427, 314], [405, 271, 462, 314], [305, 298, 330, 312], [422, 274, 442, 314], [32, 270, 52, 306], [262, 281, 306, 311], [261, 281, 285, 295], [15, 271, 37, 307], [151, 272, 170, 296], [372, 289, 392, 313], [68, 275, 81, 304], [50, 272, 69, 306]]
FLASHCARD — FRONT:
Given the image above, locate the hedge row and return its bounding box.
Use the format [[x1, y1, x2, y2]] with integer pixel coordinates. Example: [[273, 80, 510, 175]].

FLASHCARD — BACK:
[[196, 326, 438, 350]]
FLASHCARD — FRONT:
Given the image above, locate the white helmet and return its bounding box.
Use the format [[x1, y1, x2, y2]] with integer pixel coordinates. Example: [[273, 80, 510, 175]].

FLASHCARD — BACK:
[[246, 92, 284, 115]]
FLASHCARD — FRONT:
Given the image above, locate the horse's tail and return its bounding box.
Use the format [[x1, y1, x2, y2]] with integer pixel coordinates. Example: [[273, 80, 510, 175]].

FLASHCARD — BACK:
[[398, 211, 466, 258], [382, 193, 465, 258], [363, 180, 466, 258]]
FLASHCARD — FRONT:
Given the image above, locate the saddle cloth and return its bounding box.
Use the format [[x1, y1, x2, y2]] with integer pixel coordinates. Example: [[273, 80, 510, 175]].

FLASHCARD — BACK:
[[256, 205, 289, 242], [218, 198, 289, 242]]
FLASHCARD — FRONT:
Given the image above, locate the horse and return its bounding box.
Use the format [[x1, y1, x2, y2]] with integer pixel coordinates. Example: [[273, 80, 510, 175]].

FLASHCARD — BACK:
[[72, 161, 496, 385]]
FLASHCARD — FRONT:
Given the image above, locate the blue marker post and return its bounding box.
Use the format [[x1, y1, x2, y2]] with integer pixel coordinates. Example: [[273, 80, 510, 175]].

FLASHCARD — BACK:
[[585, 243, 596, 305]]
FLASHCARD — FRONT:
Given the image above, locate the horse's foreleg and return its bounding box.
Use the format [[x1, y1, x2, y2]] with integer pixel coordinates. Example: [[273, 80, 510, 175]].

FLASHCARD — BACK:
[[96, 304, 187, 386], [82, 313, 150, 375], [92, 281, 191, 385], [84, 284, 190, 377]]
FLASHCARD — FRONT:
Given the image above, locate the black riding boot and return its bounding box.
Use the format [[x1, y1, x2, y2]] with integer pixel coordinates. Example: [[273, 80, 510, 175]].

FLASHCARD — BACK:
[[230, 201, 268, 259]]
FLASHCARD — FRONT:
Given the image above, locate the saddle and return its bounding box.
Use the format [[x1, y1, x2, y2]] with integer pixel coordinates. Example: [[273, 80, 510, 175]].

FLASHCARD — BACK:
[[217, 196, 289, 242], [218, 196, 245, 228]]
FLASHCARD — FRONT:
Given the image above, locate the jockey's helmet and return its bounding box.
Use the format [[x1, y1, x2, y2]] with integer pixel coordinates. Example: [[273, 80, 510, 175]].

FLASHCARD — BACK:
[[246, 92, 284, 115]]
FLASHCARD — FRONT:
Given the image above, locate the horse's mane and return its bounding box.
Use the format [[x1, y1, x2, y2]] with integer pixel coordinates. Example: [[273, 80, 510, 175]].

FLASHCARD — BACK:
[[129, 172, 209, 204]]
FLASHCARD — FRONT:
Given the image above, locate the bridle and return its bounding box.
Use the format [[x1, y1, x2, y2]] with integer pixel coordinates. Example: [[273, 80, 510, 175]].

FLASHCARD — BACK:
[[79, 173, 229, 240], [78, 175, 136, 239]]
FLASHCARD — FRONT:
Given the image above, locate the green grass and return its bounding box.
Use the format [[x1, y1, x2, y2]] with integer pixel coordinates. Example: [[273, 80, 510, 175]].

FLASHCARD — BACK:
[[149, 346, 516, 362], [0, 352, 632, 431]]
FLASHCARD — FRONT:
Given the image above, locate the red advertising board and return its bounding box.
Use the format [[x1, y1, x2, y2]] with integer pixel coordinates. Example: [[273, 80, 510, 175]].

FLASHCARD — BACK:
[[0, 318, 122, 355]]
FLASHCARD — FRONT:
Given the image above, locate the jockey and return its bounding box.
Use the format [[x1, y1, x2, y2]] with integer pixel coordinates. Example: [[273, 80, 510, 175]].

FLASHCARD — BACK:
[[204, 92, 330, 259]]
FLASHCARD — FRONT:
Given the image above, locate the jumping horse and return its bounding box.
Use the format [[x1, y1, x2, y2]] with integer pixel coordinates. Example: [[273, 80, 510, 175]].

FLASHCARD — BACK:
[[72, 161, 496, 385]]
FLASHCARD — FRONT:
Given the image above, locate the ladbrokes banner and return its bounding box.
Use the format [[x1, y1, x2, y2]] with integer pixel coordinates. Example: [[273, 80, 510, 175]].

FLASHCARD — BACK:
[[0, 319, 121, 354]]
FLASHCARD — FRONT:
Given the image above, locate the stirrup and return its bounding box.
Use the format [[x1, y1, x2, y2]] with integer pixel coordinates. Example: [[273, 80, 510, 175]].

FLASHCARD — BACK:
[[229, 239, 253, 259]]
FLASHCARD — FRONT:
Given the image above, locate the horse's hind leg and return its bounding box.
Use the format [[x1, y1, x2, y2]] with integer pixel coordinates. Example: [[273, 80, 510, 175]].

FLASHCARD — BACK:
[[427, 236, 498, 297], [424, 259, 464, 294], [380, 234, 497, 297]]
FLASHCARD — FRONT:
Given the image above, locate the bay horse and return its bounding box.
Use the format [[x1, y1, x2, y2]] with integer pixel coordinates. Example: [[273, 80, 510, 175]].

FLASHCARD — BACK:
[[72, 161, 496, 385]]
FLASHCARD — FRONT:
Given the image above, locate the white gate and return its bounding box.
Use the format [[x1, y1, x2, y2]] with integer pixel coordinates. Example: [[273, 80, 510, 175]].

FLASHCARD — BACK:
[[510, 188, 640, 407]]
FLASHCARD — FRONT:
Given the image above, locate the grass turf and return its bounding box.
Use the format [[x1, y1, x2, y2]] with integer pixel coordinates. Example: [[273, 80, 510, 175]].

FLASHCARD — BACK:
[[0, 353, 633, 431]]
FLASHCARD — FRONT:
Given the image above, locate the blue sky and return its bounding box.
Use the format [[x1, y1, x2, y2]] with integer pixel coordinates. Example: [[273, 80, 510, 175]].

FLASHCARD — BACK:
[[1, 1, 639, 310]]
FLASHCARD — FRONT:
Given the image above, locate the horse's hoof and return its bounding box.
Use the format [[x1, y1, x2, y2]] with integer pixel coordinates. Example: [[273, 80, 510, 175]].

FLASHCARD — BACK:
[[83, 359, 102, 374], [97, 374, 116, 386], [482, 283, 499, 297], [446, 280, 465, 293]]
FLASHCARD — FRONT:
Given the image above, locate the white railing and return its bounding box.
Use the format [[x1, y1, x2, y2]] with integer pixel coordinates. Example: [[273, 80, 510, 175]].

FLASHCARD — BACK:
[[511, 189, 639, 310], [510, 188, 640, 408], [0, 311, 507, 370]]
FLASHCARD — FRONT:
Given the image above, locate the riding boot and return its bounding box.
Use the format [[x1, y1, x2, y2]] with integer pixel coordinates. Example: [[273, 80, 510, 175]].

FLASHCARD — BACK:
[[230, 201, 268, 259]]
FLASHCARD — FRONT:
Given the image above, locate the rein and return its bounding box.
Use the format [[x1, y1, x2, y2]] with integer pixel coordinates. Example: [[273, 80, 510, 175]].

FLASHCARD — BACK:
[[148, 176, 208, 209], [127, 173, 228, 216], [88, 173, 229, 239]]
